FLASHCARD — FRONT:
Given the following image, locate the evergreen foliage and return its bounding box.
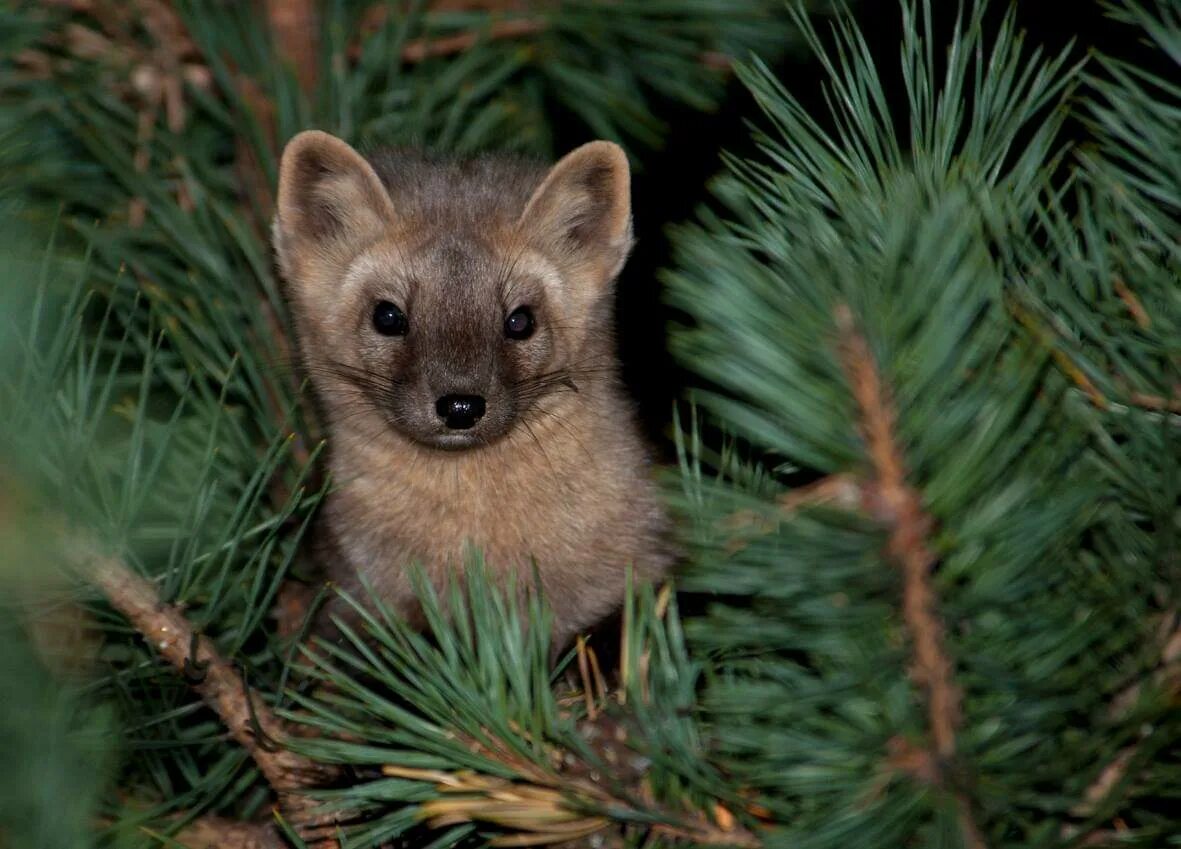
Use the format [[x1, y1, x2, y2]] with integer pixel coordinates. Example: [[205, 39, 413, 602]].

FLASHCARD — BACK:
[[665, 1, 1181, 845], [1, 1, 1178, 848]]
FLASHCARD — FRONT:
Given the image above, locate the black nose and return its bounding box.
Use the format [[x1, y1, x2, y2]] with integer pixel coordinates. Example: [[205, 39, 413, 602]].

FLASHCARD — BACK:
[[436, 394, 486, 430]]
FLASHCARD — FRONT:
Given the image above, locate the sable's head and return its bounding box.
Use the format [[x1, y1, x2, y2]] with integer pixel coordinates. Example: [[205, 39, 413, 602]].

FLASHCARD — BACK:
[[273, 131, 633, 450]]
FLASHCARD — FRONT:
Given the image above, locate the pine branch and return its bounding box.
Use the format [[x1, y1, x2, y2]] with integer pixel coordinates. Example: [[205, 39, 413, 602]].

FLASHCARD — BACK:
[[157, 814, 286, 849], [354, 3, 742, 69], [381, 718, 761, 847], [401, 17, 546, 63], [833, 304, 985, 849], [1069, 613, 1181, 834], [1113, 278, 1151, 330], [264, 0, 319, 95], [1010, 299, 1181, 416], [278, 577, 756, 848], [80, 546, 338, 845], [348, 6, 546, 64], [1125, 391, 1181, 415], [414, 778, 753, 848]]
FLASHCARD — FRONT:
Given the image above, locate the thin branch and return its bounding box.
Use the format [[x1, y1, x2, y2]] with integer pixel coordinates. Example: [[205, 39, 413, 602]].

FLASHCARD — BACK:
[[401, 18, 546, 63], [264, 0, 319, 95], [382, 611, 759, 849], [777, 473, 865, 514], [80, 548, 339, 844], [834, 304, 984, 849], [1113, 278, 1150, 329], [575, 636, 598, 721], [1127, 391, 1181, 414], [1010, 300, 1180, 416], [158, 814, 286, 849], [352, 2, 539, 61], [721, 474, 866, 554], [1071, 747, 1138, 819], [357, 4, 733, 68], [1009, 301, 1108, 408], [1069, 612, 1181, 836]]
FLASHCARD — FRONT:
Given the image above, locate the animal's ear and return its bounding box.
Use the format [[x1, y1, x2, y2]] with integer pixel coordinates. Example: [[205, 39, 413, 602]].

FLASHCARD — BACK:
[[518, 141, 633, 282], [274, 130, 394, 277]]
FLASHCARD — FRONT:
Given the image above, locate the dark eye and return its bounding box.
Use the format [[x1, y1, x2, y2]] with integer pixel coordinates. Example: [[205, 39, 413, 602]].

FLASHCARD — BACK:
[[372, 300, 408, 337], [504, 306, 535, 340]]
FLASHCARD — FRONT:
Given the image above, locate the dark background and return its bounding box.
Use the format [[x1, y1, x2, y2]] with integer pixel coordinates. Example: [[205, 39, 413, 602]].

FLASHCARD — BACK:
[[608, 0, 1167, 444]]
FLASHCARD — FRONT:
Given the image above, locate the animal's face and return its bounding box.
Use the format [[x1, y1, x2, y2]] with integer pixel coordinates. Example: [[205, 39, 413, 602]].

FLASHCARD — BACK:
[[312, 233, 569, 450], [273, 132, 632, 451]]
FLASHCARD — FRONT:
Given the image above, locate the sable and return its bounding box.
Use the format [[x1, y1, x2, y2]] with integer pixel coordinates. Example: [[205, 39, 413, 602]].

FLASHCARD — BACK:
[[273, 132, 671, 653]]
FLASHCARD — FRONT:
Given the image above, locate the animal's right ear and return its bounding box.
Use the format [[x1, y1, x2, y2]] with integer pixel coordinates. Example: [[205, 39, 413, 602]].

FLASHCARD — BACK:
[[273, 130, 394, 277]]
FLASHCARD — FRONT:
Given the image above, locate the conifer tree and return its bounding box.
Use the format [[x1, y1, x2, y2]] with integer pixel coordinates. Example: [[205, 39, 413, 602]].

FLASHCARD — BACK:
[[1, 1, 1178, 849]]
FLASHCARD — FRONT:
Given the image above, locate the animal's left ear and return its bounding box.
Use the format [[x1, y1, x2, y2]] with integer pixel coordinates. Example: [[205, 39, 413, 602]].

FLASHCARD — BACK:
[[518, 141, 633, 282]]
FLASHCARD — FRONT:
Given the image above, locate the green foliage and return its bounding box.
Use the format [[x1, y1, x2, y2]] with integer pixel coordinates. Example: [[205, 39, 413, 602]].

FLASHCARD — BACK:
[[665, 0, 1180, 846], [0, 616, 117, 849], [0, 237, 326, 843], [0, 1, 817, 846], [282, 568, 714, 848], [1, 0, 1178, 847]]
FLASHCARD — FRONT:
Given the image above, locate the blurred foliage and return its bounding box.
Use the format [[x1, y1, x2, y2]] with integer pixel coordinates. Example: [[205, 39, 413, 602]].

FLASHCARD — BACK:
[[665, 0, 1180, 845]]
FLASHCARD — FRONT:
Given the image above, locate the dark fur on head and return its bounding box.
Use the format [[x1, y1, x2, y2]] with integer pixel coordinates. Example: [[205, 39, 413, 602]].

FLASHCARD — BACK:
[[274, 131, 669, 650]]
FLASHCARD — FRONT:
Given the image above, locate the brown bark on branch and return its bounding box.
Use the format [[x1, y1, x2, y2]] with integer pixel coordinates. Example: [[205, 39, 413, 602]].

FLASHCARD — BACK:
[[1126, 391, 1181, 414], [1113, 278, 1150, 329], [1067, 613, 1181, 840], [81, 549, 338, 844], [401, 18, 546, 63], [167, 815, 286, 849], [834, 304, 985, 849], [356, 3, 735, 69], [264, 0, 319, 95], [1010, 299, 1180, 416]]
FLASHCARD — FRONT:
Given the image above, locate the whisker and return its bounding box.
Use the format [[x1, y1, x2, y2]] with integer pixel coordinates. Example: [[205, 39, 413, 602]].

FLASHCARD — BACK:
[[519, 418, 559, 482], [526, 405, 596, 465]]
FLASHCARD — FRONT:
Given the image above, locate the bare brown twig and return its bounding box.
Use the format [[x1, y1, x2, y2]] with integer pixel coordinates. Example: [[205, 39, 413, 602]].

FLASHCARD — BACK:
[[1113, 278, 1150, 329], [1067, 612, 1181, 842], [401, 17, 546, 62], [353, 1, 538, 60], [160, 814, 286, 849], [1126, 391, 1181, 414], [364, 0, 735, 69], [1009, 299, 1180, 416], [264, 0, 319, 95], [777, 473, 865, 515], [835, 304, 961, 760]]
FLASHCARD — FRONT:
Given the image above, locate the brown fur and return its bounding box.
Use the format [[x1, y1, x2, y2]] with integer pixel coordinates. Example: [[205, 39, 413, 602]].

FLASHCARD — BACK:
[[273, 131, 671, 650]]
